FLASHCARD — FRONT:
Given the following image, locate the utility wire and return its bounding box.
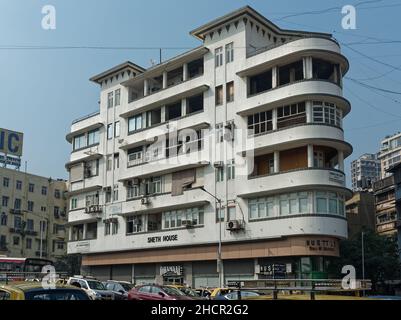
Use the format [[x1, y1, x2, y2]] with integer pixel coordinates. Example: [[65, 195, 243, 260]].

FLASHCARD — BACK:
[[347, 78, 401, 95]]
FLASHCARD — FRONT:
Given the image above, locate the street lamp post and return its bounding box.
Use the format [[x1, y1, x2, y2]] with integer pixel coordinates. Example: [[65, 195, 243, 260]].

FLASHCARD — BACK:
[[200, 186, 223, 288], [361, 231, 365, 296]]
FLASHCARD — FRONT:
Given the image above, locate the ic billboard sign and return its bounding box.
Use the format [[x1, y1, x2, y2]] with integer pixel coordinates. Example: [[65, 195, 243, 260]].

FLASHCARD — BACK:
[[0, 128, 23, 157]]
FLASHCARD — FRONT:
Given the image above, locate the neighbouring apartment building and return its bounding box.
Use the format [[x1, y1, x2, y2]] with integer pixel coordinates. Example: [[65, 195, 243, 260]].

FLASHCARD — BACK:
[[379, 132, 401, 179], [66, 6, 352, 285], [373, 175, 397, 236], [0, 167, 68, 261], [388, 163, 401, 252], [345, 191, 375, 238], [351, 153, 381, 192]]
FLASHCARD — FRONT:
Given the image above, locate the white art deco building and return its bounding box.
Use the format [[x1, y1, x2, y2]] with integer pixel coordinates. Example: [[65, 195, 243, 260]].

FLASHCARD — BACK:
[[66, 6, 352, 286]]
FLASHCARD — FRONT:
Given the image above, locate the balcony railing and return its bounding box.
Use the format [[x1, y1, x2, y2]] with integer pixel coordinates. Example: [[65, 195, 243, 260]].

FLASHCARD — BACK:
[[84, 205, 103, 214], [71, 111, 100, 125]]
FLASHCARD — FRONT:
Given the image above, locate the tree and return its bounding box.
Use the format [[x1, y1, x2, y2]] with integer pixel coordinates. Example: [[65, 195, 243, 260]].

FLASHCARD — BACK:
[[328, 230, 401, 293], [54, 254, 81, 276]]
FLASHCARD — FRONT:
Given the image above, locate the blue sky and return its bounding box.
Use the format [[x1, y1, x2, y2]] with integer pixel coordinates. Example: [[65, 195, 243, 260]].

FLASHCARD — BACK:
[[0, 0, 400, 186]]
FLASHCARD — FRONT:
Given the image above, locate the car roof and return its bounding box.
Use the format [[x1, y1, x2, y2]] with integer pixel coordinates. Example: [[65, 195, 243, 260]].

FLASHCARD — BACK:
[[1, 282, 81, 292]]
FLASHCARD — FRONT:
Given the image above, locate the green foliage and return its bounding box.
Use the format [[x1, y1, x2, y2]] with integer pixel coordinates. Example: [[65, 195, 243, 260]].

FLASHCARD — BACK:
[[54, 254, 82, 276], [328, 230, 400, 290]]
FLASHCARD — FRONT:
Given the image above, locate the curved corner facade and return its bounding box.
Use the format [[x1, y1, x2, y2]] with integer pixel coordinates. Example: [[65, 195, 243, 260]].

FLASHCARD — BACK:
[[65, 6, 352, 286]]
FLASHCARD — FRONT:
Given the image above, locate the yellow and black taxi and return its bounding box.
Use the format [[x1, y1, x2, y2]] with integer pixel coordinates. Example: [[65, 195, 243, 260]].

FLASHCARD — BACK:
[[0, 282, 90, 300]]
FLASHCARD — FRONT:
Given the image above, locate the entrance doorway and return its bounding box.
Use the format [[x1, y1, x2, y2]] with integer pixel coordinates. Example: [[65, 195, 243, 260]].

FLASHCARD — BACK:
[[163, 276, 184, 285]]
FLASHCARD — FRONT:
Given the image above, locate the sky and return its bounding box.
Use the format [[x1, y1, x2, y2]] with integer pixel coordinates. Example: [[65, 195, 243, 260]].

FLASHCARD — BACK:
[[0, 0, 400, 186]]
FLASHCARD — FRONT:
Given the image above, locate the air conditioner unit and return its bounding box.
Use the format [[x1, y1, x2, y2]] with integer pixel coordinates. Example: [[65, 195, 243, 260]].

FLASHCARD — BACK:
[[223, 129, 234, 141], [213, 161, 224, 168], [226, 220, 244, 231], [181, 219, 195, 228], [141, 197, 150, 205]]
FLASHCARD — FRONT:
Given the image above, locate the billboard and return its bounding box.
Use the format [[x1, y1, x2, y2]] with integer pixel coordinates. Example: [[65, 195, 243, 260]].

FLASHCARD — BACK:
[[0, 128, 23, 157]]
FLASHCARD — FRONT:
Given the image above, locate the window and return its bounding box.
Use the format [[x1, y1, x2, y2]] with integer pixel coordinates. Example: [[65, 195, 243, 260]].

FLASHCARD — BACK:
[[41, 206, 46, 212], [71, 198, 78, 210], [277, 102, 306, 129], [166, 101, 182, 120], [3, 178, 9, 187], [115, 89, 121, 106], [312, 58, 340, 85], [216, 123, 224, 143], [127, 147, 144, 166], [112, 220, 118, 235], [28, 201, 34, 212], [14, 198, 21, 210], [113, 185, 119, 201], [107, 124, 113, 140], [16, 180, 22, 190], [248, 110, 273, 135], [87, 129, 100, 145], [86, 222, 97, 240], [226, 81, 234, 102], [186, 94, 204, 114], [128, 114, 143, 132], [105, 221, 111, 236], [29, 183, 35, 193], [312, 101, 342, 127], [278, 60, 303, 86], [2, 196, 9, 207], [41, 186, 47, 195], [215, 85, 223, 106], [13, 236, 20, 246], [225, 42, 234, 63], [216, 207, 225, 222], [54, 206, 60, 218], [148, 213, 162, 231], [216, 167, 224, 182], [114, 121, 120, 138], [315, 191, 345, 216], [26, 238, 32, 249], [227, 159, 235, 180], [54, 189, 61, 199], [146, 108, 162, 127], [163, 207, 204, 229], [127, 215, 143, 233], [105, 188, 112, 203], [215, 47, 223, 67], [114, 153, 120, 170], [106, 155, 112, 171], [1, 213, 7, 226], [249, 70, 272, 95], [14, 216, 22, 229], [73, 134, 86, 150], [107, 92, 114, 108], [151, 177, 162, 194], [314, 151, 325, 168], [249, 193, 311, 220], [26, 219, 34, 231]]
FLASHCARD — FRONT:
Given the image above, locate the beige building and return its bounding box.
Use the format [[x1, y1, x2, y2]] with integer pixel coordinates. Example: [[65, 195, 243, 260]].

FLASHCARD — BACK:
[[345, 191, 375, 238], [0, 167, 68, 261]]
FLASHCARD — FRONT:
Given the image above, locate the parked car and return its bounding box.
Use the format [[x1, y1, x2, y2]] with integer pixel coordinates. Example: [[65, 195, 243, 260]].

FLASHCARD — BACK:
[[128, 284, 194, 300], [195, 288, 212, 299], [103, 280, 134, 300], [209, 287, 235, 300], [216, 290, 261, 300], [167, 285, 205, 300], [0, 282, 90, 300], [67, 276, 114, 300]]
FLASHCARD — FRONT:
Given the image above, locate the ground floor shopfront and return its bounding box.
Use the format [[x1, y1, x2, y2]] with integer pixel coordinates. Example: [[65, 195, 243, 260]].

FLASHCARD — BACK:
[[80, 235, 340, 287]]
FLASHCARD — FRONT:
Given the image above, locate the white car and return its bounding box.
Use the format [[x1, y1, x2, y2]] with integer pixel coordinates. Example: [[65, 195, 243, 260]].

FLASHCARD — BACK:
[[67, 276, 114, 300]]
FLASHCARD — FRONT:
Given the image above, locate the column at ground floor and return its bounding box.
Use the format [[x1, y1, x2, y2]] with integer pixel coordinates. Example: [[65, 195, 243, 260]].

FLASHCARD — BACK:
[[84, 256, 335, 287]]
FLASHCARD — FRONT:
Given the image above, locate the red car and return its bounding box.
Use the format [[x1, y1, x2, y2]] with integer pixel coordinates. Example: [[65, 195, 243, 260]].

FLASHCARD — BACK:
[[128, 284, 194, 300]]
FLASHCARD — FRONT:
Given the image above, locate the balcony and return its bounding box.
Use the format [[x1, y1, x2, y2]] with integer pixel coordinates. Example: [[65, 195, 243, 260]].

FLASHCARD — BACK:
[[239, 124, 347, 156], [121, 76, 209, 118], [84, 204, 103, 214], [240, 37, 346, 74], [238, 80, 345, 115], [122, 187, 210, 214], [237, 168, 349, 198], [9, 209, 23, 215]]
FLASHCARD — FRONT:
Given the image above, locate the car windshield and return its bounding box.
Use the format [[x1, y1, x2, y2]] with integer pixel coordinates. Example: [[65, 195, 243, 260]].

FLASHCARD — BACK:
[[25, 289, 90, 300], [181, 288, 200, 297], [120, 283, 134, 291], [162, 286, 186, 296], [87, 280, 105, 290], [226, 291, 260, 300]]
